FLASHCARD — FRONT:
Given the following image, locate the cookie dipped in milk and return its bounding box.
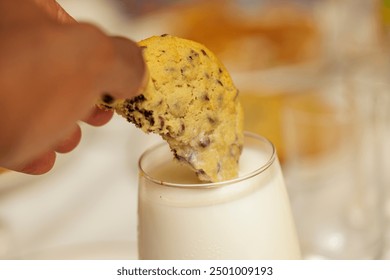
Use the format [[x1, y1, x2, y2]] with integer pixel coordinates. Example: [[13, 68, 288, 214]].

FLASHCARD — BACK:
[[98, 35, 301, 259], [137, 132, 301, 259]]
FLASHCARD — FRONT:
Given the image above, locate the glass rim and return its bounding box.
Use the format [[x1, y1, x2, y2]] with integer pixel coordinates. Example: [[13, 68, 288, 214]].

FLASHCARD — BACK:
[[138, 131, 276, 189]]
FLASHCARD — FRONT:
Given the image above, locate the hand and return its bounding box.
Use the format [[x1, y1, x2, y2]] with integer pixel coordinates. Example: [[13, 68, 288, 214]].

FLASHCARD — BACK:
[[0, 0, 147, 174]]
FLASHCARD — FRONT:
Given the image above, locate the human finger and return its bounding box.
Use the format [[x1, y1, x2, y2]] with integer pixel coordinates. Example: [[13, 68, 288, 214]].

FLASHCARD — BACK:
[[54, 125, 82, 153], [32, 0, 76, 23], [5, 151, 57, 175], [99, 36, 148, 100], [83, 106, 114, 127]]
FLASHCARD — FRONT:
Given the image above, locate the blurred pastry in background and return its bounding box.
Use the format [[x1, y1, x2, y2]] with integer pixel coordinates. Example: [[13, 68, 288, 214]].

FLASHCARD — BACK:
[[166, 0, 321, 72], [240, 89, 342, 166], [119, 0, 321, 71]]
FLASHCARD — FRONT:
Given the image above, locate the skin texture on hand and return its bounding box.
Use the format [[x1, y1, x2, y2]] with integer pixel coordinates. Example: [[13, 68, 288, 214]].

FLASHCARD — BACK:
[[0, 0, 147, 174], [32, 0, 76, 23]]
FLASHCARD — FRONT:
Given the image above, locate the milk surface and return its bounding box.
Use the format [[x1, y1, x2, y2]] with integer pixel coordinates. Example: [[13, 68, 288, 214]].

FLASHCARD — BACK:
[[138, 143, 301, 259]]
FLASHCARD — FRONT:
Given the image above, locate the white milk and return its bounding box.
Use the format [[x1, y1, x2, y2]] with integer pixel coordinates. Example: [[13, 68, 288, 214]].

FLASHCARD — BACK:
[[138, 135, 301, 259]]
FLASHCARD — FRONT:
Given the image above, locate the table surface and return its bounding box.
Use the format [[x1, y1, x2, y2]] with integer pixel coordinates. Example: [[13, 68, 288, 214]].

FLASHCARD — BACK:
[[0, 116, 389, 260]]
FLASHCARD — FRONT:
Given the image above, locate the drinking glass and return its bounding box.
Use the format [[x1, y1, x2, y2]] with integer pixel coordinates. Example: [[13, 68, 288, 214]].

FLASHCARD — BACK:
[[282, 77, 385, 259], [137, 132, 301, 260]]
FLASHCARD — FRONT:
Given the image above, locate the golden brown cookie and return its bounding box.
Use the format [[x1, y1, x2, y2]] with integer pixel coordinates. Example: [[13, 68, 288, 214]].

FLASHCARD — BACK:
[[100, 35, 244, 182]]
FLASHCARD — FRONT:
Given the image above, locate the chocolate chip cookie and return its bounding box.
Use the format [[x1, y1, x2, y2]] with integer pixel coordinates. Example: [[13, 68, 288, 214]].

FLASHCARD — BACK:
[[100, 34, 244, 182]]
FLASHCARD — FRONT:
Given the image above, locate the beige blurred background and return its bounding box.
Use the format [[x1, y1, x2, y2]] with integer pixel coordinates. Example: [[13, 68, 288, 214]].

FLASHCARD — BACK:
[[1, 0, 390, 259]]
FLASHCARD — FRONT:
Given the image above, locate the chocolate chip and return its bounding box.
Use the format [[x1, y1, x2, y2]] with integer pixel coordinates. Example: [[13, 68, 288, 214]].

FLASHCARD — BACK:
[[208, 117, 216, 124], [201, 49, 208, 56], [177, 122, 185, 136], [190, 49, 199, 57], [143, 110, 154, 126], [159, 116, 165, 128], [217, 80, 224, 86], [161, 34, 169, 37], [199, 136, 211, 148], [196, 169, 206, 176], [202, 93, 210, 101], [174, 152, 186, 162], [101, 93, 114, 104], [143, 110, 152, 117], [188, 50, 199, 62], [129, 94, 146, 103], [137, 95, 146, 102], [125, 103, 134, 113]]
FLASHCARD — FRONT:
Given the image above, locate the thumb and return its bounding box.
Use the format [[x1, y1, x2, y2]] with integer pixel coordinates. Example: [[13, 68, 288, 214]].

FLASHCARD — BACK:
[[99, 36, 148, 103]]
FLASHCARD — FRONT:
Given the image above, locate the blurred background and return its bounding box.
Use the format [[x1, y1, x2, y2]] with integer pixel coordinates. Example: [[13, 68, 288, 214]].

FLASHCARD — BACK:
[[1, 0, 390, 259]]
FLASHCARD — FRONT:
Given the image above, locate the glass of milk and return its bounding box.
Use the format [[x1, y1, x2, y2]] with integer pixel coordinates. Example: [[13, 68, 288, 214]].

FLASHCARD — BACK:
[[137, 132, 301, 259]]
